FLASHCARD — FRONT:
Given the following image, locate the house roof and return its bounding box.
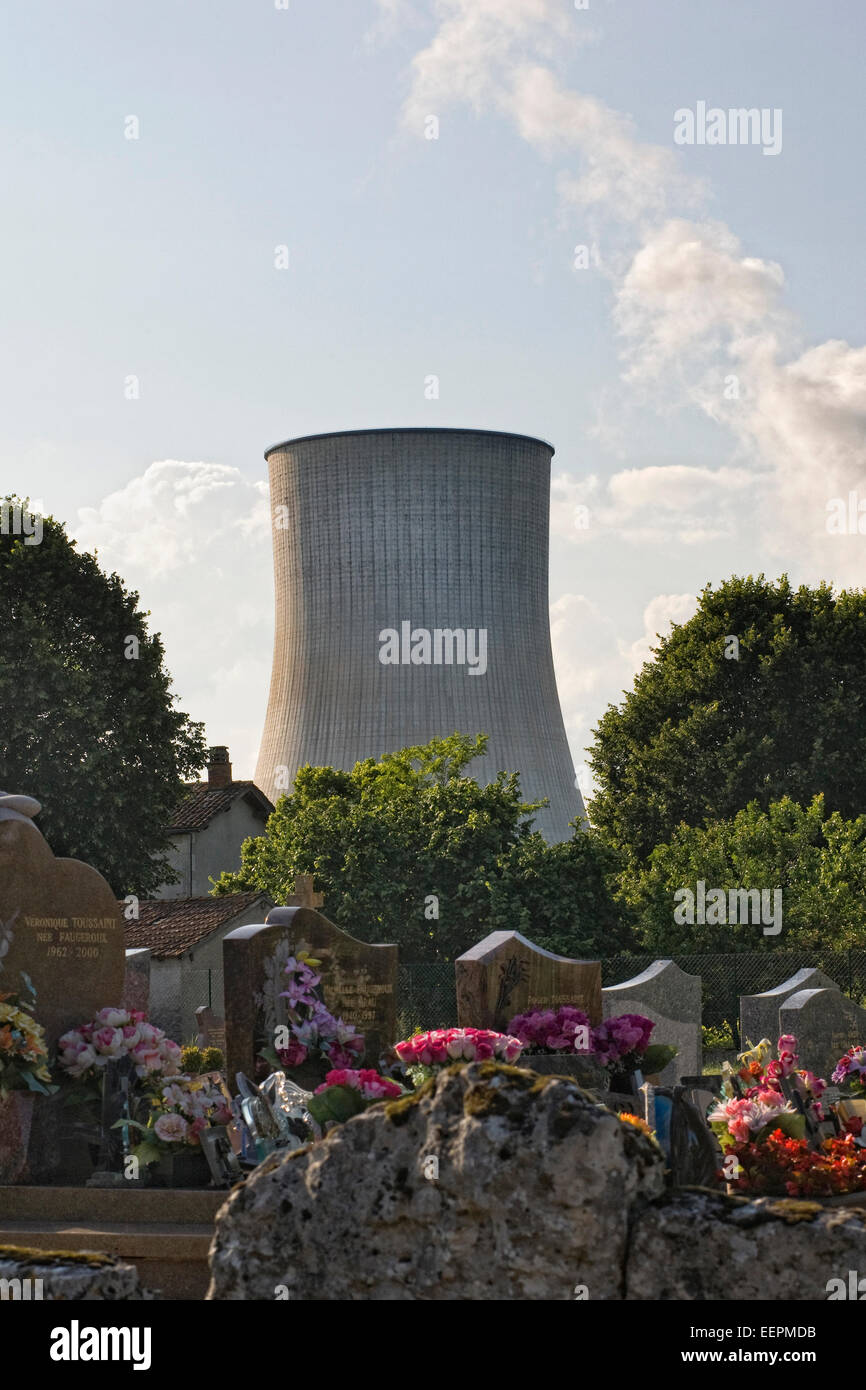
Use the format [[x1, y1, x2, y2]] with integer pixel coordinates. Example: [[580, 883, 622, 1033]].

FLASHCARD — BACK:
[[169, 780, 274, 834], [123, 891, 272, 958]]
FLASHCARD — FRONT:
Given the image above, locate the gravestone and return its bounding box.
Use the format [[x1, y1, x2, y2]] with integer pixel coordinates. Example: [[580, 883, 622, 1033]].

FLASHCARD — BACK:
[[195, 1005, 227, 1054], [455, 930, 602, 1032], [223, 907, 398, 1083], [0, 793, 125, 1047], [779, 987, 866, 1081], [740, 967, 840, 1051], [123, 948, 151, 1016], [601, 960, 701, 1086]]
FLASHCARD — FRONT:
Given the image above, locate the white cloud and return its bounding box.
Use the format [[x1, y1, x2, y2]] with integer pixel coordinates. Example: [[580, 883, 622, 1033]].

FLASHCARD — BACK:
[[550, 589, 697, 800], [626, 592, 698, 670], [551, 462, 758, 546], [391, 4, 866, 589], [616, 219, 787, 385], [74, 461, 272, 780]]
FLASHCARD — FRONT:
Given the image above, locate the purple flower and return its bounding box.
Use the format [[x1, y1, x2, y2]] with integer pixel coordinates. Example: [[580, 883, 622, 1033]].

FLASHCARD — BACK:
[[506, 1006, 592, 1053]]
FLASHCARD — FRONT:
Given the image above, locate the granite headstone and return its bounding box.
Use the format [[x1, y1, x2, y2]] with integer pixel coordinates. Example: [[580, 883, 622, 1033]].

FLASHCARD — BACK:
[[779, 987, 866, 1081], [195, 1005, 227, 1054], [601, 959, 701, 1086], [122, 948, 151, 1017], [740, 967, 840, 1051], [223, 907, 398, 1083], [455, 930, 602, 1031], [0, 794, 125, 1047]]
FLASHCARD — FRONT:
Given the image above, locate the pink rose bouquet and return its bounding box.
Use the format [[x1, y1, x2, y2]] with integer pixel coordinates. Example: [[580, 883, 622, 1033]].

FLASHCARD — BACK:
[[314, 1068, 403, 1101], [58, 1008, 181, 1082], [394, 1027, 523, 1069], [307, 1067, 406, 1133]]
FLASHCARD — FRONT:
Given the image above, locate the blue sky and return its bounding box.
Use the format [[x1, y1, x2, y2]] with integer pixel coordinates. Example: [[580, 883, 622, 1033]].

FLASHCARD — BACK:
[[2, 0, 864, 794]]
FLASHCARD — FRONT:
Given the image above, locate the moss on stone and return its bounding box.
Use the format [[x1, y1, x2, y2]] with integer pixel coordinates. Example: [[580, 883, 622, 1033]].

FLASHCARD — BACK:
[[0, 1245, 116, 1268], [385, 1077, 435, 1126], [764, 1199, 826, 1224]]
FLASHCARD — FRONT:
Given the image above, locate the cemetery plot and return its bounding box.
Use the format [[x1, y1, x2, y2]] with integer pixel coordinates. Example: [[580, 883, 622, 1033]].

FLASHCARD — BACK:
[[223, 906, 398, 1083]]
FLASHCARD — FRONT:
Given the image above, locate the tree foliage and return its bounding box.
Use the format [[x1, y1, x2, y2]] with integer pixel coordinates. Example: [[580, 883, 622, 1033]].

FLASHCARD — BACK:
[[589, 575, 866, 866], [214, 733, 627, 959], [624, 795, 866, 952], [0, 500, 206, 894]]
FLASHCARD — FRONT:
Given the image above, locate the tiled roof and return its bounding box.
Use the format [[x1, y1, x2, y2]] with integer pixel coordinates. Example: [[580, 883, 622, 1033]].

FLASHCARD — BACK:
[[123, 891, 272, 958], [169, 781, 274, 834]]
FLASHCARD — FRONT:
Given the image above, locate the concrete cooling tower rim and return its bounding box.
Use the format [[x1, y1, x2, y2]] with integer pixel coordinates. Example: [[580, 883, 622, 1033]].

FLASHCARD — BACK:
[[264, 426, 555, 460]]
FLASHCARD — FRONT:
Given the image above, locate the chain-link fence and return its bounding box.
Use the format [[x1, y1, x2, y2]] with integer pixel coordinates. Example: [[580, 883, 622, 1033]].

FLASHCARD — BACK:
[[399, 950, 866, 1046], [179, 961, 225, 1045], [397, 963, 457, 1034], [157, 951, 866, 1051]]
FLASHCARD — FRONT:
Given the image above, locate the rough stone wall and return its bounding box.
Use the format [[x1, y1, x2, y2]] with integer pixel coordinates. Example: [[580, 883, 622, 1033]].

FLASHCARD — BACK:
[[0, 1246, 152, 1300], [207, 1062, 866, 1302], [208, 1062, 663, 1300], [626, 1191, 866, 1301]]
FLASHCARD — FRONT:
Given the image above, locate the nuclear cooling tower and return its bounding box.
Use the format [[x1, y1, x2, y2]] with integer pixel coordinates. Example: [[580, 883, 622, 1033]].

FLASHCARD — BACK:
[[255, 427, 583, 842]]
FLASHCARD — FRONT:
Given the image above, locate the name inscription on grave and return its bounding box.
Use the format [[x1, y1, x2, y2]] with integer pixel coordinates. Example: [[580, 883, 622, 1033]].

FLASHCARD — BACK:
[[26, 915, 116, 960], [327, 967, 393, 1027]]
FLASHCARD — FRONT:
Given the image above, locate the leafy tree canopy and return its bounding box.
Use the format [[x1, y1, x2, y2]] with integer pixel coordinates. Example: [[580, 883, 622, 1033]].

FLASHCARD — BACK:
[[623, 794, 866, 952], [589, 575, 866, 865], [0, 499, 206, 895], [214, 732, 627, 959]]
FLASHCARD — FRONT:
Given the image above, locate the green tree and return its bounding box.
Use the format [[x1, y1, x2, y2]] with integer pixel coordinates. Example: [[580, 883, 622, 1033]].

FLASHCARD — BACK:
[[214, 732, 626, 959], [624, 795, 866, 952], [0, 499, 206, 894], [589, 575, 866, 866], [485, 829, 633, 957]]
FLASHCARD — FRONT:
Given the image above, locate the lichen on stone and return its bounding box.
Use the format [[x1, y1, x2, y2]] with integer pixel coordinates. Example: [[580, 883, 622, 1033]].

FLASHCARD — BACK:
[[764, 1199, 826, 1224], [0, 1245, 117, 1268]]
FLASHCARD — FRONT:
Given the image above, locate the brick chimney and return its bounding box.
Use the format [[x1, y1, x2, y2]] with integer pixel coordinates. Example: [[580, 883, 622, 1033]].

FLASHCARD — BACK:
[[207, 746, 233, 789]]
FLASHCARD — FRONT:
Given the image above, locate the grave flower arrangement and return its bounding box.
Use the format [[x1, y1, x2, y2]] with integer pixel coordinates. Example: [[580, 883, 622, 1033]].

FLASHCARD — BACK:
[[590, 1013, 677, 1079], [721, 1129, 866, 1198], [0, 977, 55, 1098], [394, 1027, 523, 1070], [123, 1074, 233, 1164], [507, 1006, 593, 1055], [259, 952, 366, 1079], [388, 1027, 523, 1089], [507, 1007, 677, 1080], [832, 1045, 866, 1096], [306, 1067, 405, 1135], [57, 1008, 182, 1082], [714, 1034, 827, 1148], [56, 1008, 187, 1157], [705, 1035, 866, 1194]]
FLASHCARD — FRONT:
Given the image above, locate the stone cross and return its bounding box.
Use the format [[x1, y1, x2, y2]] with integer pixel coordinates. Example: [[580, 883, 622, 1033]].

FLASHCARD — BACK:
[[285, 875, 324, 911]]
